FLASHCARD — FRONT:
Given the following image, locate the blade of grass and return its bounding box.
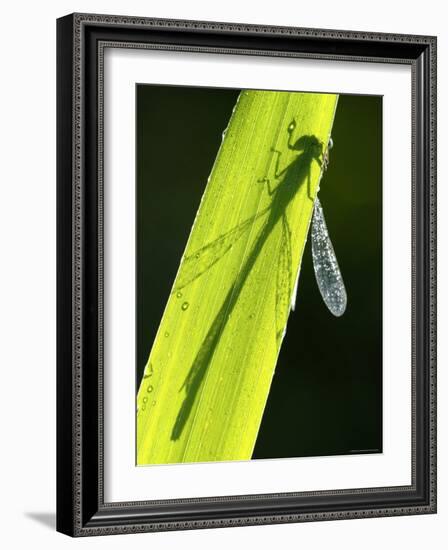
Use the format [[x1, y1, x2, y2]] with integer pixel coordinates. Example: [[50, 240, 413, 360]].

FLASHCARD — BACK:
[[137, 90, 338, 464]]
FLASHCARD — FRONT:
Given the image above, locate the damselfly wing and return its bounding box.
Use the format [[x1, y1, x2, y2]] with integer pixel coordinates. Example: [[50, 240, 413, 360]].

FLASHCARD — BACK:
[[310, 196, 347, 317], [174, 206, 270, 291]]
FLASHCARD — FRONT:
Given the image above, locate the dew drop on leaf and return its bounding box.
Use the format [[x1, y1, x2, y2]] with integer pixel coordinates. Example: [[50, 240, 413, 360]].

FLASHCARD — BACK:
[[143, 362, 154, 379]]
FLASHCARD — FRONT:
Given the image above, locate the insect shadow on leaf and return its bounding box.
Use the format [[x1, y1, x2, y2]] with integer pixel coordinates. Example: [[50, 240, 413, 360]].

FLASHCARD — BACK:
[[171, 122, 326, 441]]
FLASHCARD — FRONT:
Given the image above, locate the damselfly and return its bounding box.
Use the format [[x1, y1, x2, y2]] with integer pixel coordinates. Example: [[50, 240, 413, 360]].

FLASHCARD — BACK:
[[170, 120, 346, 439], [175, 120, 347, 322]]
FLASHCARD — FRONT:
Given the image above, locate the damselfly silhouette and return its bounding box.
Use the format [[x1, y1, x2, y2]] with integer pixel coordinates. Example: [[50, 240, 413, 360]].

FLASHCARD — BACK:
[[170, 120, 346, 440], [175, 120, 346, 320]]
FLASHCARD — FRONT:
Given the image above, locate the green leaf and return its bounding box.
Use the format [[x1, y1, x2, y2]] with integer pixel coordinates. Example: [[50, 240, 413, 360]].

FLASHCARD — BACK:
[[137, 90, 338, 464]]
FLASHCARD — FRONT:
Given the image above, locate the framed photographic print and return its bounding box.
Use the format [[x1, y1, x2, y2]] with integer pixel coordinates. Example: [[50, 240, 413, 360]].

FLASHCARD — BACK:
[[56, 13, 437, 536]]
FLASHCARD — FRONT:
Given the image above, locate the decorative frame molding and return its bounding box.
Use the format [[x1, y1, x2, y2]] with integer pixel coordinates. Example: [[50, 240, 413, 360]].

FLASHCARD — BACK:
[[57, 13, 437, 536]]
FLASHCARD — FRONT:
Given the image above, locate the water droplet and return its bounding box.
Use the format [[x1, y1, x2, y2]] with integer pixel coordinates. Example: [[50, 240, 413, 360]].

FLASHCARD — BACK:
[[181, 302, 189, 311], [143, 362, 154, 378], [222, 128, 227, 140], [152, 400, 156, 406], [147, 385, 153, 393], [143, 397, 148, 404], [141, 405, 146, 411], [176, 291, 182, 299], [195, 252, 200, 259], [164, 331, 169, 338]]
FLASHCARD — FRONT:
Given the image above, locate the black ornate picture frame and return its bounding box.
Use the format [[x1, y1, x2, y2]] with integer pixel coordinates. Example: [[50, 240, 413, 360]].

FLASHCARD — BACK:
[[57, 13, 437, 536]]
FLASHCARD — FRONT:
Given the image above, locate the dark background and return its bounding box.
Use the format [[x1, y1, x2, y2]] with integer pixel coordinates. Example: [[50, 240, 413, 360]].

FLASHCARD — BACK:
[[136, 85, 382, 459]]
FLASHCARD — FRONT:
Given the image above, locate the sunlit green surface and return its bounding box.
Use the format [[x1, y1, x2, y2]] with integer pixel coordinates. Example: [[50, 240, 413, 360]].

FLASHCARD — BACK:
[[137, 90, 338, 465]]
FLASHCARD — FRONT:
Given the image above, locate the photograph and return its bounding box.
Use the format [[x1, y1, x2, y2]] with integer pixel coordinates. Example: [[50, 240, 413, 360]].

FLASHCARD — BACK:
[[54, 11, 437, 536], [136, 86, 383, 466]]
